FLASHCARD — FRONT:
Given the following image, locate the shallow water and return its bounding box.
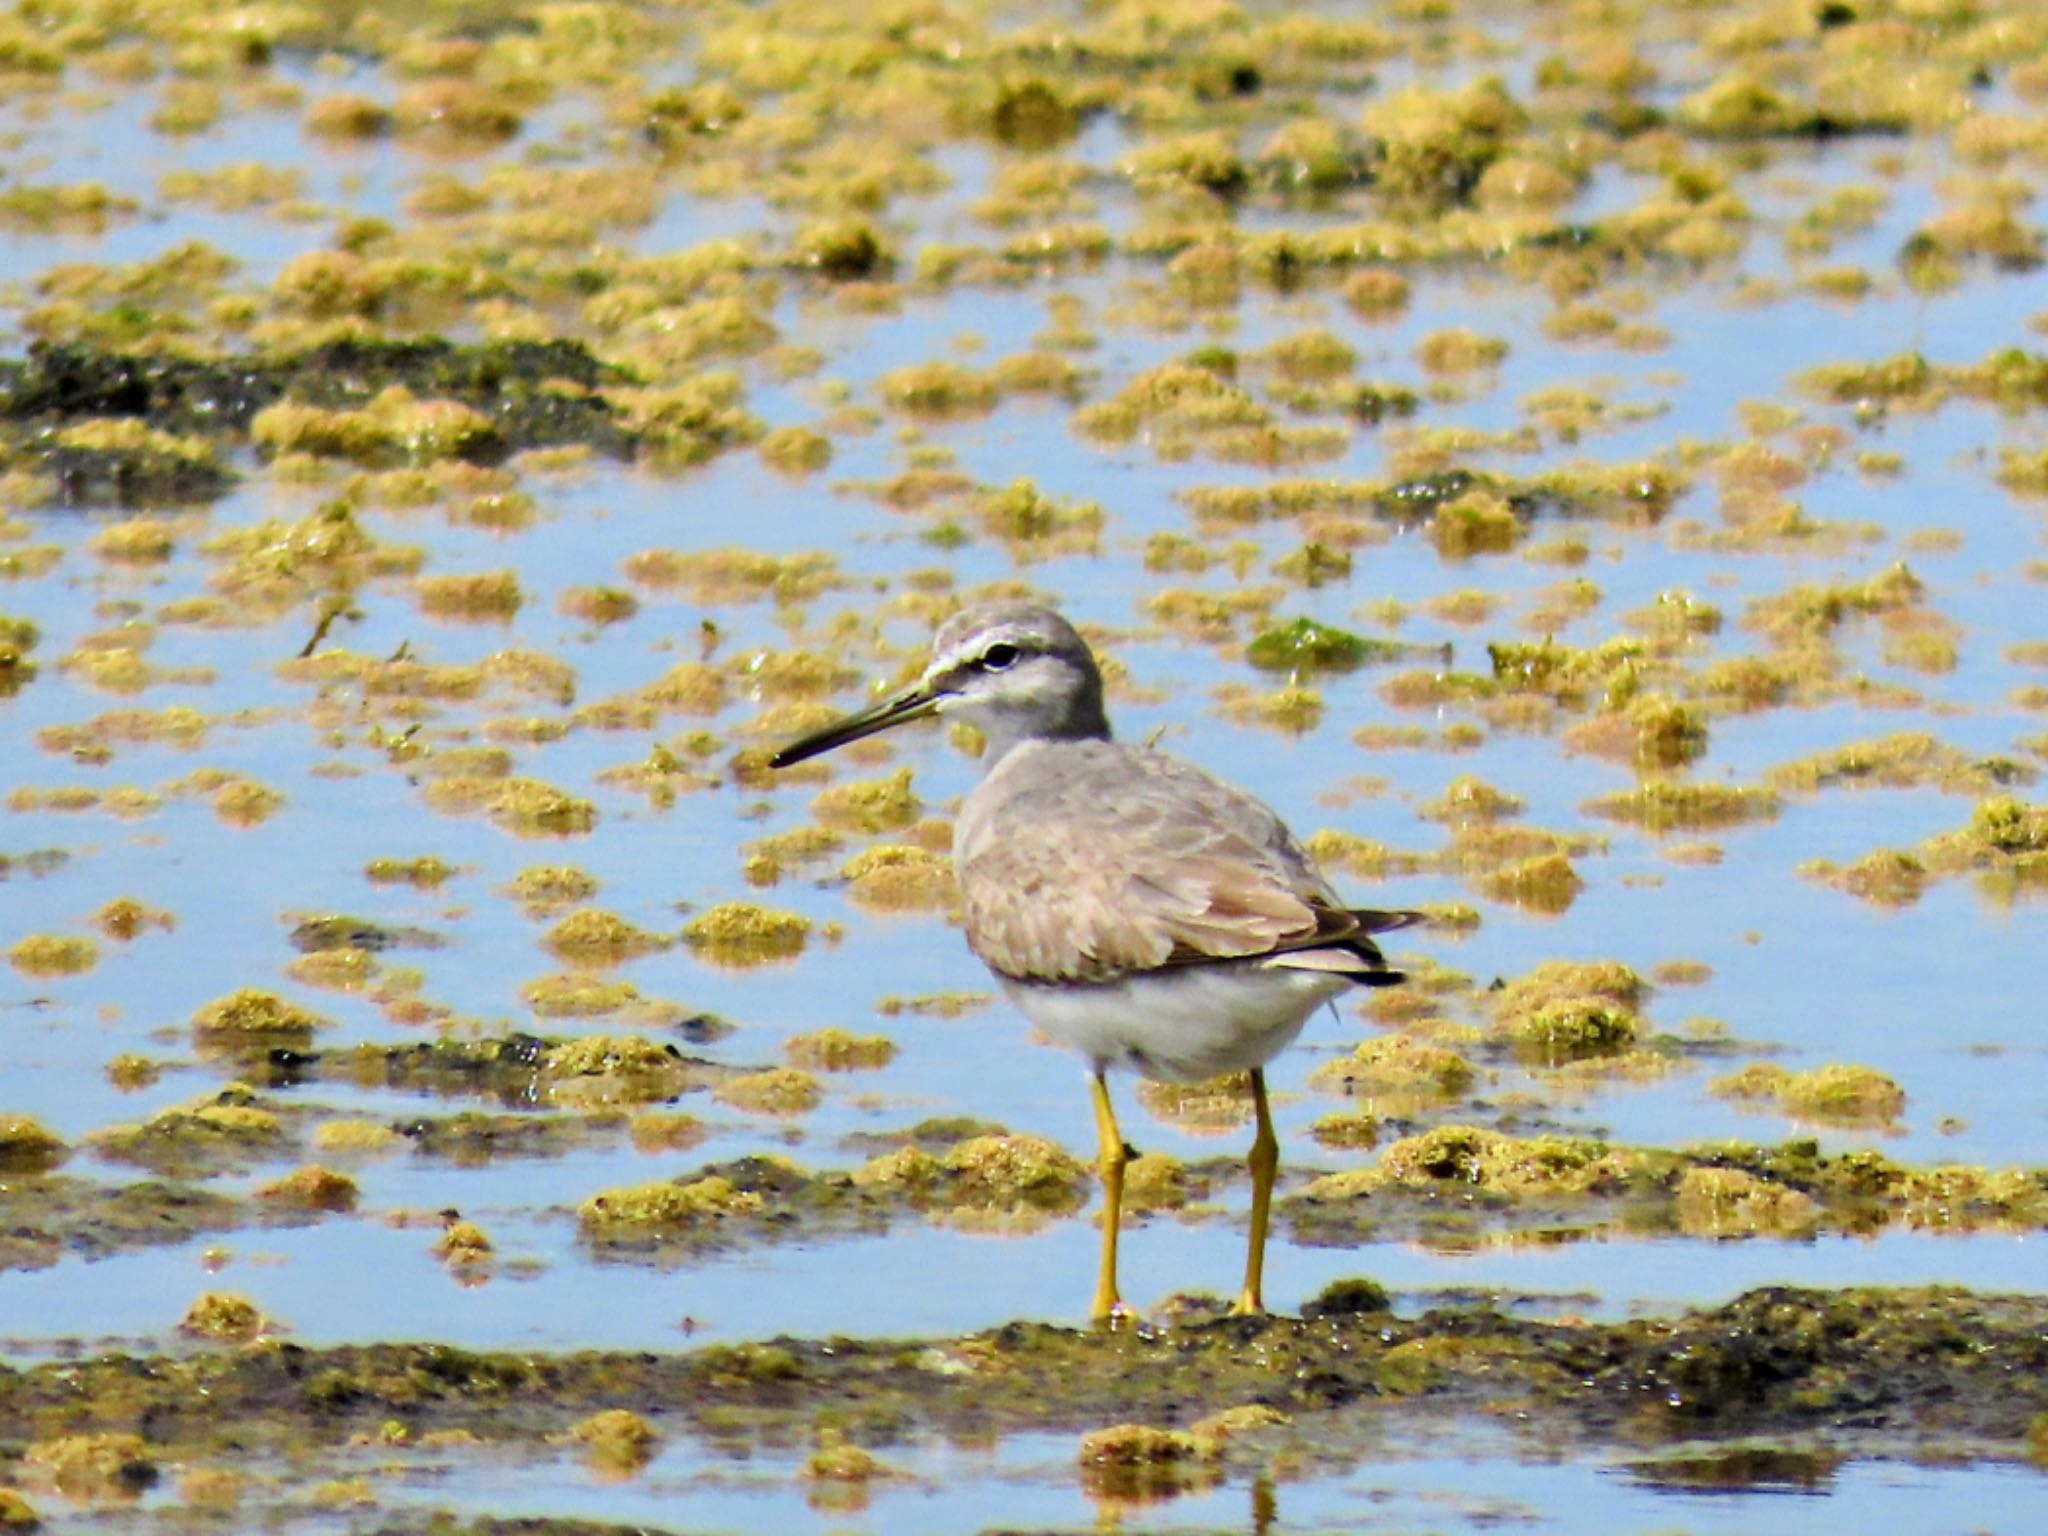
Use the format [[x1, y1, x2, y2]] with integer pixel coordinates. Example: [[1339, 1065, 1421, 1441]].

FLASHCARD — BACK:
[[3, 0, 2048, 1528]]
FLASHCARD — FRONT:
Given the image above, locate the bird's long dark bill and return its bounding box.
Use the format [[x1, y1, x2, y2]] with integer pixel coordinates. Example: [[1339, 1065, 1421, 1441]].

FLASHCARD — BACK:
[[767, 683, 941, 767]]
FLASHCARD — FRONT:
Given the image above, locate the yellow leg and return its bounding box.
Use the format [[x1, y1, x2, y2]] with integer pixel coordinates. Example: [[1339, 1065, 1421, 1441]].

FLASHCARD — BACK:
[[1089, 1070, 1129, 1325], [1231, 1068, 1278, 1316]]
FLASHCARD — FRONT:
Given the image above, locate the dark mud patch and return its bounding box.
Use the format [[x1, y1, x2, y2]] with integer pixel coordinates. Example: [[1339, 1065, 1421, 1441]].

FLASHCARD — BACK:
[[0, 339, 630, 505], [1, 1288, 2043, 1465], [1282, 1131, 2048, 1249], [0, 1176, 249, 1272], [268, 1034, 745, 1108]]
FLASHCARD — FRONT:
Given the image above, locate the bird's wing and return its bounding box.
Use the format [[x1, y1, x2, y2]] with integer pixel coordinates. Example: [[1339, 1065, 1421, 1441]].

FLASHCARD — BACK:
[[954, 742, 1346, 983]]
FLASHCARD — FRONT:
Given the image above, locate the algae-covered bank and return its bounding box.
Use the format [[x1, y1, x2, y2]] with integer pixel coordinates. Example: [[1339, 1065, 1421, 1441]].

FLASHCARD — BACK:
[[4, 0, 2048, 1527]]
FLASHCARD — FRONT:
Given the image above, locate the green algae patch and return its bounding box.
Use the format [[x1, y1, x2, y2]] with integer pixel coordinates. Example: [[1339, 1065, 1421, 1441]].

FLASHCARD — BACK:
[[1563, 696, 1709, 771], [434, 1220, 495, 1268], [285, 948, 376, 992], [1800, 848, 1931, 906], [1246, 616, 1425, 674], [539, 1037, 701, 1108], [1077, 1423, 1221, 1502], [420, 778, 597, 838], [11, 1285, 2048, 1465], [1673, 1167, 1820, 1239], [507, 865, 600, 910], [22, 1433, 155, 1501], [1502, 999, 1640, 1064], [683, 902, 810, 964], [1711, 1064, 1907, 1128], [192, 989, 330, 1047], [542, 909, 670, 965], [1584, 779, 1780, 834], [1075, 361, 1342, 467], [522, 973, 641, 1018], [571, 1408, 660, 1473], [312, 1120, 404, 1157], [0, 1175, 245, 1271], [179, 1291, 270, 1343], [6, 934, 97, 976], [624, 547, 840, 606], [1811, 795, 2048, 904], [628, 1113, 707, 1154], [399, 1112, 625, 1166], [415, 571, 523, 621], [758, 426, 833, 475], [0, 1114, 66, 1172], [26, 420, 229, 508], [841, 844, 954, 911], [785, 1028, 897, 1072], [1419, 776, 1524, 825], [1919, 796, 2048, 881], [1318, 1126, 1642, 1200], [1493, 961, 1644, 1024], [1768, 733, 2033, 796], [1473, 851, 1585, 914], [802, 1429, 906, 1486], [0, 612, 39, 691], [364, 856, 456, 889], [299, 1031, 731, 1114], [877, 361, 999, 418], [713, 1068, 822, 1116], [811, 768, 920, 834], [840, 1135, 1094, 1233], [1309, 1112, 1380, 1150], [255, 1165, 358, 1213], [91, 1093, 290, 1178], [578, 1175, 765, 1238], [94, 897, 175, 940], [1309, 1036, 1474, 1099]]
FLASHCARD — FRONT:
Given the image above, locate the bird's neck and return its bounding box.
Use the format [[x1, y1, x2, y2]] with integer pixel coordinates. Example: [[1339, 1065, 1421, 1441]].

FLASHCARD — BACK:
[[978, 698, 1111, 771]]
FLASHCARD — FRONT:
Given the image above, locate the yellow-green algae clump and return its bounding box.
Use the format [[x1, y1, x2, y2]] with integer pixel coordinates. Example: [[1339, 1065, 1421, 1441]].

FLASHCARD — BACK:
[[1804, 795, 2048, 903], [191, 989, 330, 1042], [0, 1114, 66, 1171], [1674, 1166, 1820, 1238], [1309, 1035, 1474, 1097], [1490, 961, 1646, 1063], [542, 908, 671, 963], [784, 1028, 897, 1071], [255, 1165, 359, 1211], [713, 1067, 822, 1115], [683, 902, 810, 963], [811, 768, 921, 833], [178, 1291, 269, 1342], [91, 1091, 287, 1171], [507, 865, 599, 908], [578, 1175, 765, 1235], [840, 844, 954, 910], [571, 1408, 660, 1473], [854, 1133, 1088, 1212], [6, 934, 97, 976], [1712, 1063, 1908, 1127], [23, 1433, 155, 1501], [1305, 1126, 1641, 1202], [540, 1036, 699, 1106]]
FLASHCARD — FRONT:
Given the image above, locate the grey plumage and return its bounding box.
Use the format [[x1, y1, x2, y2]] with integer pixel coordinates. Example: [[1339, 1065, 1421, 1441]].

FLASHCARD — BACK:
[[955, 736, 1403, 984], [768, 598, 1421, 1318]]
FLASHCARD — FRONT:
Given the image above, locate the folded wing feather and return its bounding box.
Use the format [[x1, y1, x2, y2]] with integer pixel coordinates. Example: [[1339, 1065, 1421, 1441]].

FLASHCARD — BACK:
[[954, 740, 1347, 984]]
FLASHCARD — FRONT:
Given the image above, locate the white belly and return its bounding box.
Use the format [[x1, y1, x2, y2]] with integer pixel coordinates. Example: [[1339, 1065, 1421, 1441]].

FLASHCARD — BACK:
[[1002, 963, 1351, 1084]]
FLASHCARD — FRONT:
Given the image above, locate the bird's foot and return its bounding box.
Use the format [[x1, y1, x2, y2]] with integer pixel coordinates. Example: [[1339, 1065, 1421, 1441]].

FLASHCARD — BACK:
[[1089, 1298, 1139, 1331], [1227, 1291, 1266, 1318]]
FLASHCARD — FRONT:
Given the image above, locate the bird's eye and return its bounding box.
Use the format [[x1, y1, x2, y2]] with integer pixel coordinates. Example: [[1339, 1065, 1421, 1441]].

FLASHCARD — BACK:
[[980, 642, 1021, 671]]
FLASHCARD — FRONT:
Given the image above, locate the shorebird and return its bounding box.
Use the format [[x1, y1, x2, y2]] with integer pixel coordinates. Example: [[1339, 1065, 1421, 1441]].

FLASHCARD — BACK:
[[770, 602, 1418, 1321]]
